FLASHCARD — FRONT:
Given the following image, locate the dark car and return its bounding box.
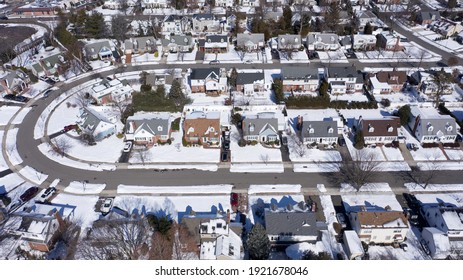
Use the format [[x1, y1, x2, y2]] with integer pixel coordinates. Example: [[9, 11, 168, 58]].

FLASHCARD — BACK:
[[230, 192, 238, 207], [63, 124, 78, 132], [3, 94, 16, 100], [20, 186, 39, 202], [223, 141, 230, 150], [14, 95, 29, 102], [43, 89, 53, 98], [403, 193, 420, 208], [0, 15, 8, 20], [221, 152, 228, 162], [281, 136, 288, 146]]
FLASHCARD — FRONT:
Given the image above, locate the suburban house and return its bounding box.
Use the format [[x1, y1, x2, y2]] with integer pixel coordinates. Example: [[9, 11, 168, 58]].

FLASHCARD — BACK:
[[376, 32, 405, 52], [357, 116, 401, 144], [241, 0, 259, 6], [416, 11, 440, 25], [277, 34, 302, 51], [215, 0, 234, 7], [162, 35, 195, 53], [125, 112, 172, 146], [199, 218, 243, 260], [189, 68, 227, 95], [281, 66, 320, 95], [7, 203, 75, 252], [408, 71, 453, 96], [421, 227, 451, 260], [201, 35, 229, 53], [124, 36, 157, 55], [236, 71, 267, 96], [300, 118, 339, 145], [242, 112, 279, 144], [236, 33, 265, 52], [141, 0, 169, 8], [83, 40, 114, 60], [90, 77, 133, 104], [11, 6, 59, 18], [161, 15, 192, 34], [357, 10, 381, 31], [77, 107, 117, 141], [103, 0, 135, 9], [430, 19, 463, 37], [29, 53, 66, 79], [306, 33, 340, 51], [0, 69, 30, 95], [192, 14, 221, 33], [422, 206, 463, 241], [408, 105, 458, 144], [368, 71, 407, 94], [326, 67, 364, 95], [352, 34, 377, 51], [264, 202, 320, 244], [348, 210, 409, 245], [183, 111, 221, 147]]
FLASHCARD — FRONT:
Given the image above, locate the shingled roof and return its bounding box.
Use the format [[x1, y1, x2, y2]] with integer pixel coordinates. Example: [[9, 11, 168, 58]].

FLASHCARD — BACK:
[[356, 211, 408, 228]]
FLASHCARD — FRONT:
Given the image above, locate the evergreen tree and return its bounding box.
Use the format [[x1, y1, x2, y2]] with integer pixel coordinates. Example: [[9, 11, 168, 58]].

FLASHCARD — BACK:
[[168, 79, 185, 107], [325, 2, 340, 32], [155, 84, 166, 97], [111, 15, 130, 44], [146, 215, 172, 236], [282, 5, 293, 32], [247, 223, 270, 260], [85, 12, 106, 38], [397, 105, 411, 125], [364, 22, 373, 35], [272, 78, 284, 103], [354, 130, 365, 149], [229, 67, 238, 89]]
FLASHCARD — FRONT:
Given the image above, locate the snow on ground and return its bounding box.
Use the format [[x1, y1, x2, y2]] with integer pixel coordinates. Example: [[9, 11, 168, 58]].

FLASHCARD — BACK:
[[330, 92, 369, 102], [340, 183, 392, 193], [127, 164, 218, 171], [377, 161, 411, 171], [0, 131, 7, 170], [410, 147, 447, 161], [341, 193, 402, 212], [117, 184, 233, 194], [249, 184, 301, 194], [230, 127, 282, 163], [415, 192, 463, 207], [445, 149, 463, 160], [319, 195, 345, 258], [24, 81, 52, 98], [52, 193, 100, 229], [405, 183, 463, 193], [46, 99, 81, 135], [317, 51, 349, 63], [129, 131, 220, 164], [203, 50, 260, 63], [317, 184, 327, 193], [230, 163, 284, 173], [279, 50, 309, 63], [166, 49, 197, 63], [368, 230, 428, 260], [285, 242, 329, 260], [382, 146, 404, 161], [113, 194, 231, 222], [418, 161, 463, 170], [373, 89, 423, 103], [5, 128, 22, 166], [64, 181, 106, 195], [188, 92, 228, 106], [287, 134, 342, 163], [130, 53, 161, 64], [18, 166, 48, 185], [88, 60, 111, 70], [293, 163, 339, 173], [0, 106, 31, 125], [0, 173, 25, 193], [37, 142, 116, 171]]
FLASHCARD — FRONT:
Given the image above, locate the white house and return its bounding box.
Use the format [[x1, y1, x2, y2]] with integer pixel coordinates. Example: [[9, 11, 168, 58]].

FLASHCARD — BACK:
[[192, 14, 221, 33], [422, 207, 463, 241], [326, 67, 364, 95], [306, 33, 341, 51], [77, 107, 118, 141], [352, 34, 377, 51], [409, 105, 458, 144], [421, 227, 451, 259], [125, 112, 172, 146], [90, 78, 133, 105], [215, 0, 234, 6], [190, 68, 227, 94], [161, 15, 192, 34], [141, 0, 169, 8]]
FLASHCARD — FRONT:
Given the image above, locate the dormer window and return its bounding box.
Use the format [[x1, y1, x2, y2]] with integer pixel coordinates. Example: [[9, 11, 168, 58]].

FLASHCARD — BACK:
[[427, 122, 434, 132], [210, 126, 215, 132], [158, 126, 163, 132], [387, 125, 393, 133], [249, 124, 255, 132], [308, 127, 314, 133], [220, 38, 224, 43], [368, 124, 374, 133], [328, 127, 333, 134], [446, 124, 453, 132], [208, 39, 211, 43]]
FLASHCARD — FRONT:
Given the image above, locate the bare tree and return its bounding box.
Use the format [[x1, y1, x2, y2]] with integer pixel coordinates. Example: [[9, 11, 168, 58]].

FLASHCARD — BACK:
[[260, 154, 270, 165], [430, 71, 452, 108], [291, 135, 307, 157], [135, 147, 152, 165], [235, 47, 246, 61], [52, 137, 73, 157], [171, 222, 199, 260], [73, 91, 90, 108], [118, 0, 129, 15], [111, 98, 128, 121], [77, 218, 152, 260], [417, 49, 427, 69], [149, 231, 173, 260]]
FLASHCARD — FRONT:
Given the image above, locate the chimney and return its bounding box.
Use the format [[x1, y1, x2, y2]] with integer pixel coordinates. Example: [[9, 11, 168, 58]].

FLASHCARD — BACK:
[[360, 205, 367, 212], [226, 209, 230, 224], [286, 204, 294, 212], [298, 201, 307, 211], [270, 203, 278, 211], [385, 205, 392, 211]]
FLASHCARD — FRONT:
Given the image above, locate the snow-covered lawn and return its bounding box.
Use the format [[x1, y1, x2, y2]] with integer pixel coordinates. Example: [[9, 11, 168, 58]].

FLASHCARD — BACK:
[[188, 92, 228, 106], [382, 146, 404, 161], [0, 106, 31, 126], [319, 195, 345, 258], [18, 166, 48, 185], [166, 49, 197, 63], [64, 181, 106, 195], [405, 183, 463, 193], [5, 128, 22, 166], [52, 193, 100, 229], [340, 183, 393, 193], [317, 51, 348, 63], [0, 173, 25, 193], [445, 149, 463, 161], [203, 50, 261, 63], [373, 90, 423, 103], [279, 50, 309, 63], [230, 127, 282, 163], [418, 161, 463, 170], [285, 242, 329, 260], [46, 100, 81, 135], [88, 60, 112, 70], [130, 53, 162, 64], [330, 92, 369, 102], [410, 147, 447, 161], [118, 184, 233, 194], [230, 163, 284, 173], [341, 193, 402, 212], [368, 230, 429, 260]]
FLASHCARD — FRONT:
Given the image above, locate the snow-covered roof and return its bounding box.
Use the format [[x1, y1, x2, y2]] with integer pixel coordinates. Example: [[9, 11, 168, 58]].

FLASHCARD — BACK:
[[422, 227, 451, 259], [344, 230, 364, 259]]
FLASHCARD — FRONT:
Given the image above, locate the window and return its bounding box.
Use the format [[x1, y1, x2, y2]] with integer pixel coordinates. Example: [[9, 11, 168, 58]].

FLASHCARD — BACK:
[[249, 124, 255, 132], [368, 125, 374, 133], [328, 127, 333, 134], [157, 126, 163, 132], [387, 125, 393, 132], [393, 229, 401, 233]]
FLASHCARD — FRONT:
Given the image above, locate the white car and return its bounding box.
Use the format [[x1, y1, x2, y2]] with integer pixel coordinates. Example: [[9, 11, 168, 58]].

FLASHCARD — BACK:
[[36, 187, 56, 203], [244, 60, 253, 64], [101, 198, 113, 213], [123, 142, 132, 152]]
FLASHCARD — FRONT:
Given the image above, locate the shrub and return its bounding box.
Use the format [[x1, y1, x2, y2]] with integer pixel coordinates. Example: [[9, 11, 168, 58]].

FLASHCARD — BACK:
[[248, 140, 258, 146], [116, 132, 124, 139], [1, 195, 11, 206], [140, 84, 152, 92], [238, 138, 246, 147], [171, 117, 181, 131], [182, 137, 189, 147], [273, 139, 280, 146], [154, 51, 159, 58], [166, 139, 172, 145]]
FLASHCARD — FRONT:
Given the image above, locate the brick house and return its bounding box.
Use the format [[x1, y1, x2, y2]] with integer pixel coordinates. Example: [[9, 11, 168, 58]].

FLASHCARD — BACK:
[[183, 111, 221, 147], [368, 71, 407, 94], [357, 116, 401, 144], [189, 68, 227, 95]]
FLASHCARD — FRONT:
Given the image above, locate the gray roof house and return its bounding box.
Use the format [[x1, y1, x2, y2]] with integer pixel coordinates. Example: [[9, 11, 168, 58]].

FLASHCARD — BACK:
[[301, 119, 339, 145], [417, 11, 440, 25], [326, 67, 364, 94], [162, 35, 195, 53], [409, 105, 458, 144], [0, 69, 30, 95], [277, 34, 302, 50], [77, 107, 117, 141], [306, 33, 340, 51], [125, 112, 172, 145], [242, 112, 279, 143], [236, 33, 265, 51], [281, 66, 320, 95], [29, 53, 66, 78], [264, 202, 320, 244], [124, 36, 157, 54], [236, 72, 267, 95], [83, 40, 113, 60]]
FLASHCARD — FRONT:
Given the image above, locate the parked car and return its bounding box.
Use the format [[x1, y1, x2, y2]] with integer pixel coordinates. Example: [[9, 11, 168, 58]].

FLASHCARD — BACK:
[[101, 198, 113, 213], [14, 95, 29, 102], [20, 186, 39, 202], [230, 192, 238, 207], [406, 143, 418, 151], [209, 60, 220, 65], [3, 94, 15, 100], [336, 212, 347, 228], [43, 89, 53, 98], [36, 187, 56, 203], [338, 137, 346, 147], [0, 15, 8, 20], [244, 60, 253, 64], [281, 136, 288, 146], [221, 152, 228, 162], [63, 124, 78, 132], [223, 141, 230, 150], [123, 141, 133, 152], [403, 193, 420, 209]]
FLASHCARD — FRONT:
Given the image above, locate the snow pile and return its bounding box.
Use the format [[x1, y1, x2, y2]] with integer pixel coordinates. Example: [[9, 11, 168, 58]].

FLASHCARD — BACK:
[[127, 164, 218, 171], [64, 181, 106, 195], [117, 184, 233, 194], [285, 242, 329, 260], [317, 184, 327, 193], [230, 163, 284, 173], [340, 183, 392, 193], [293, 163, 340, 173], [405, 183, 463, 192]]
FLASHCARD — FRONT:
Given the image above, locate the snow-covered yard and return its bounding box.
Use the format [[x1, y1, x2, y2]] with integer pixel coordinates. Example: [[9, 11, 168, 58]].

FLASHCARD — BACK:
[[330, 92, 369, 102], [229, 127, 282, 164], [317, 51, 348, 63], [279, 50, 309, 63], [0, 106, 31, 126], [166, 49, 197, 64], [410, 147, 447, 161], [52, 193, 100, 229]]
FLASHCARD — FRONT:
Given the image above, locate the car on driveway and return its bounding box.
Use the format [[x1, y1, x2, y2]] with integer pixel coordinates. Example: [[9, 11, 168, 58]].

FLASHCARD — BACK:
[[14, 95, 29, 102], [223, 141, 230, 150], [63, 124, 78, 132], [403, 193, 420, 209], [123, 141, 133, 152], [36, 187, 56, 203], [221, 151, 228, 162], [230, 192, 238, 207], [209, 60, 220, 65], [281, 136, 288, 146], [336, 212, 347, 228], [20, 186, 39, 202], [3, 94, 16, 100], [101, 198, 113, 213]]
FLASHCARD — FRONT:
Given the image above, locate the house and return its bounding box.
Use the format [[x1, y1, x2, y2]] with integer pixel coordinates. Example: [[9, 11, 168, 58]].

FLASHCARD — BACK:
[[416, 11, 440, 25], [264, 202, 320, 244], [0, 69, 30, 95], [90, 78, 133, 104], [162, 35, 195, 53], [339, 36, 352, 50], [29, 53, 66, 79], [141, 0, 169, 8], [192, 14, 221, 33], [215, 0, 234, 6], [408, 71, 453, 96], [125, 112, 172, 146], [277, 34, 302, 51], [357, 116, 401, 144], [220, 14, 236, 33], [242, 112, 279, 144], [83, 40, 114, 60], [199, 218, 243, 260], [422, 207, 463, 241], [241, 0, 259, 6], [343, 230, 365, 260], [430, 19, 463, 37], [77, 107, 117, 141], [183, 111, 221, 147], [189, 68, 227, 95], [7, 203, 75, 252], [161, 15, 192, 34], [236, 72, 266, 96], [300, 118, 338, 145], [124, 36, 157, 55], [352, 34, 377, 51], [236, 33, 265, 52], [103, 0, 136, 9], [326, 67, 364, 95], [408, 105, 458, 143], [348, 210, 409, 244], [376, 32, 404, 52], [202, 35, 229, 53], [357, 10, 379, 30], [306, 33, 340, 51], [421, 227, 451, 259], [281, 66, 320, 95], [368, 71, 407, 94], [11, 6, 59, 18]]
